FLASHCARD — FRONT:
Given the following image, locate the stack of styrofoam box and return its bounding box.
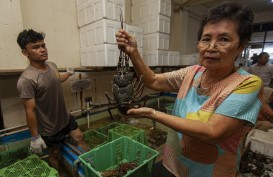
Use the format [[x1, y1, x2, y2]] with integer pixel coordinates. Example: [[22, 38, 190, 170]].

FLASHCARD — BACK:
[[168, 51, 180, 66], [245, 129, 273, 157], [77, 0, 126, 66], [131, 0, 179, 66], [192, 53, 199, 65], [180, 53, 199, 66]]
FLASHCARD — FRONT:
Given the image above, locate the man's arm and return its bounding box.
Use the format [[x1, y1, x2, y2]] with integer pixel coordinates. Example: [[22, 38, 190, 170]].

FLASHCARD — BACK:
[[22, 98, 47, 154], [22, 98, 39, 137], [59, 68, 74, 82], [59, 72, 72, 82]]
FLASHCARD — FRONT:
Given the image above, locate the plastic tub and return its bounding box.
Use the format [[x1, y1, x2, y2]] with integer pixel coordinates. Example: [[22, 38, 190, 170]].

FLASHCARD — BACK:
[[79, 136, 159, 177], [108, 124, 147, 145]]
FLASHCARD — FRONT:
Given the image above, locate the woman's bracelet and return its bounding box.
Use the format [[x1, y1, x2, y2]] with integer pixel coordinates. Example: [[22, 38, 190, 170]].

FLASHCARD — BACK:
[[152, 109, 157, 116]]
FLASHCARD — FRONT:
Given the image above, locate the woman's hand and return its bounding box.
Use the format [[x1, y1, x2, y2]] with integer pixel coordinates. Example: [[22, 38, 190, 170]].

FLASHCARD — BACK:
[[127, 107, 155, 119], [115, 29, 138, 56]]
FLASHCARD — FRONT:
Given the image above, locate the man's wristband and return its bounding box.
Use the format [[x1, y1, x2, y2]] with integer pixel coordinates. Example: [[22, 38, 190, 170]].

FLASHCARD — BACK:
[[31, 135, 40, 141]]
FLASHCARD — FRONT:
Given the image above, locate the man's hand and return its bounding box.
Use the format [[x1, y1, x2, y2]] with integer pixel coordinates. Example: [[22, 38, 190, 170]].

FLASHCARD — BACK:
[[30, 135, 47, 154], [66, 67, 75, 76]]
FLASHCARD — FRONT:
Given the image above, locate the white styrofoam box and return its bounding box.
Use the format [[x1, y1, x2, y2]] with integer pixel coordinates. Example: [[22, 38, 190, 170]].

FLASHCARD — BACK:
[[80, 47, 96, 66], [125, 24, 143, 48], [191, 53, 199, 65], [131, 0, 171, 20], [143, 33, 169, 50], [77, 0, 88, 6], [96, 44, 119, 66], [132, 14, 170, 34], [245, 129, 273, 157], [80, 19, 121, 47], [143, 50, 168, 66], [180, 53, 199, 65], [131, 0, 146, 6], [179, 54, 193, 65], [80, 44, 119, 66], [168, 51, 180, 66], [77, 0, 125, 27], [104, 44, 118, 66]]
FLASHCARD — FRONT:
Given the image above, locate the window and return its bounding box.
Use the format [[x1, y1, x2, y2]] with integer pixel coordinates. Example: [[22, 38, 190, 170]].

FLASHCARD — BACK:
[[246, 22, 273, 66]]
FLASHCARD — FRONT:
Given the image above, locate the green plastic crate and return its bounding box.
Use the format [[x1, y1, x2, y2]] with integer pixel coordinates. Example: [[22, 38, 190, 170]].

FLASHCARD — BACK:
[[96, 122, 121, 137], [84, 129, 107, 150], [0, 144, 31, 169], [79, 136, 159, 177], [109, 124, 147, 145], [0, 154, 59, 177]]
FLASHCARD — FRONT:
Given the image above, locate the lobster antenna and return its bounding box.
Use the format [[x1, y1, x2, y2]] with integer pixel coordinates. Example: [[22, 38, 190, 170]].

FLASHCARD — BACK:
[[120, 9, 123, 30], [117, 9, 124, 73]]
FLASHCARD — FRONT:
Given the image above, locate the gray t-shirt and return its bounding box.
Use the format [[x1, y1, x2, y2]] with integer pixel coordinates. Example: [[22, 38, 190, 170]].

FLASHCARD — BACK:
[[248, 63, 273, 86], [17, 61, 69, 136]]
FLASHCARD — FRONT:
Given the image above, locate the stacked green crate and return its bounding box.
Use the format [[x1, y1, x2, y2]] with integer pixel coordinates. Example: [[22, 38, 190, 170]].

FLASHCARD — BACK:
[[96, 122, 121, 137], [83, 129, 107, 150], [0, 154, 59, 177], [108, 124, 147, 145], [79, 136, 159, 177]]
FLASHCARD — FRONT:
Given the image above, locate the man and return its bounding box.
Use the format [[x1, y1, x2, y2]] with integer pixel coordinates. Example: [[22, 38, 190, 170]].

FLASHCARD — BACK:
[[16, 29, 88, 173], [251, 53, 258, 65], [248, 52, 273, 131], [249, 52, 273, 87]]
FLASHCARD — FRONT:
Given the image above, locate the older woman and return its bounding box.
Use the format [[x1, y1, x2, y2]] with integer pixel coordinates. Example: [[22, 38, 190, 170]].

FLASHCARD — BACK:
[[116, 2, 262, 177]]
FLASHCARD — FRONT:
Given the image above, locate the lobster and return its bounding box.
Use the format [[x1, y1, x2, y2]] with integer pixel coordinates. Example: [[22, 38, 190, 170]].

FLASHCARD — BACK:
[[105, 11, 147, 115]]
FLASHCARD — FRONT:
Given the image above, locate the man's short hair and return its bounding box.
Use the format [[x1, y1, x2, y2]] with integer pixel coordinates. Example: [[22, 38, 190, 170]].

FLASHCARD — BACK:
[[17, 29, 45, 49]]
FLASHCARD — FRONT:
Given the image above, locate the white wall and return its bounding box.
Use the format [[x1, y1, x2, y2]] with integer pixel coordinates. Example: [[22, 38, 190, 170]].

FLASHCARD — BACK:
[[0, 0, 26, 70], [20, 0, 81, 68], [0, 0, 81, 70]]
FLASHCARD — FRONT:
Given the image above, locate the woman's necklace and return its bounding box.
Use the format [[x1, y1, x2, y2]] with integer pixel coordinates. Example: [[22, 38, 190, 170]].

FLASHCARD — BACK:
[[200, 68, 236, 89]]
